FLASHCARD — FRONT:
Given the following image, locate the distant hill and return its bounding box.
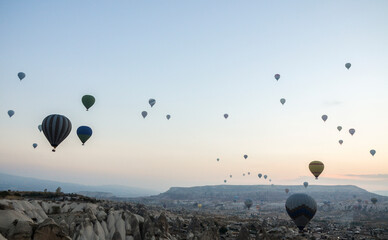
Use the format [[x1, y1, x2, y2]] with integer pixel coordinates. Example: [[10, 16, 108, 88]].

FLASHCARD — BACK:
[[0, 172, 159, 198], [152, 184, 388, 203]]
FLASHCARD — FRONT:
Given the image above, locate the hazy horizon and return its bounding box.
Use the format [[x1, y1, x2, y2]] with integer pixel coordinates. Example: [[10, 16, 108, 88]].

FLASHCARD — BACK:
[[1, 1, 388, 193]]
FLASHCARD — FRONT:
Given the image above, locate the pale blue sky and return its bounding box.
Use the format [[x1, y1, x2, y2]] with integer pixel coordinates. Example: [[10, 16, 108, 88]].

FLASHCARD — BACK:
[[1, 1, 388, 192]]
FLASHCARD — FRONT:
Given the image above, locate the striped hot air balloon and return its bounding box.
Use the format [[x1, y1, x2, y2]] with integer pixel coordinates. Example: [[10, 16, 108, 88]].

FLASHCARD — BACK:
[[42, 114, 72, 152], [285, 193, 317, 231], [309, 161, 324, 179]]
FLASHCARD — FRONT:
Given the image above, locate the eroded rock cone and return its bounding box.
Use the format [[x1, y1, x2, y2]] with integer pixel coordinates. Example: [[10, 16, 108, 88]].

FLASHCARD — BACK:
[[112, 231, 122, 240], [7, 220, 33, 240], [33, 218, 71, 240]]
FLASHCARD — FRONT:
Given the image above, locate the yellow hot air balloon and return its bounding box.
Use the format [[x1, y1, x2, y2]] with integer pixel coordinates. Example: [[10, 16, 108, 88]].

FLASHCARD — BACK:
[[197, 203, 202, 209], [309, 161, 324, 179]]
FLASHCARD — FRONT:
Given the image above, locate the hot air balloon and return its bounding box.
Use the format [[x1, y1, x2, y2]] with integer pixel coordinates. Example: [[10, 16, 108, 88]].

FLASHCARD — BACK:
[[371, 198, 377, 205], [370, 149, 376, 156], [345, 63, 351, 69], [224, 114, 229, 119], [274, 74, 280, 81], [337, 126, 342, 132], [77, 126, 92, 145], [285, 193, 317, 231], [269, 179, 272, 182], [339, 140, 343, 145], [166, 114, 171, 120], [82, 95, 95, 111], [309, 161, 324, 179], [32, 143, 38, 149], [197, 203, 202, 209], [38, 125, 42, 132], [149, 98, 156, 107], [224, 180, 227, 183], [244, 154, 248, 159], [230, 175, 232, 178], [7, 110, 14, 118], [349, 128, 355, 136], [258, 173, 262, 178], [244, 199, 253, 210], [18, 72, 26, 81], [280, 98, 286, 105], [248, 172, 250, 175], [321, 115, 328, 122], [303, 182, 309, 188], [42, 114, 72, 152], [141, 111, 147, 118], [264, 175, 267, 179], [285, 189, 289, 194], [243, 173, 245, 176], [217, 158, 219, 162]]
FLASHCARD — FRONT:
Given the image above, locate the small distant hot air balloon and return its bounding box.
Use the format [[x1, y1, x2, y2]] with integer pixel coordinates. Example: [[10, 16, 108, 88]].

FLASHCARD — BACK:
[[243, 173, 245, 176], [280, 98, 286, 105], [224, 180, 227, 183], [321, 115, 328, 122], [370, 149, 376, 156], [197, 203, 202, 209], [244, 199, 253, 210], [230, 175, 232, 178], [166, 114, 171, 120], [303, 182, 309, 188], [274, 74, 280, 81], [217, 158, 219, 162], [349, 128, 355, 136], [82, 95, 95, 111], [339, 140, 343, 145], [264, 175, 267, 179], [244, 154, 248, 159], [309, 161, 324, 179], [248, 172, 250, 175], [77, 126, 93, 145], [258, 173, 262, 178], [345, 63, 351, 70], [269, 179, 272, 182], [224, 114, 229, 119], [371, 198, 377, 205], [337, 126, 342, 132], [141, 111, 147, 118], [42, 114, 72, 152], [32, 143, 38, 149], [18, 72, 26, 81], [149, 98, 156, 107], [285, 193, 317, 231], [8, 110, 14, 118], [285, 188, 289, 194], [38, 125, 42, 132]]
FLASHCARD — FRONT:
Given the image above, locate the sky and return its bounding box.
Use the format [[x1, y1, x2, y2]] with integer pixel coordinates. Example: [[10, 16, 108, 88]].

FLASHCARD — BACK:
[[0, 1, 387, 193]]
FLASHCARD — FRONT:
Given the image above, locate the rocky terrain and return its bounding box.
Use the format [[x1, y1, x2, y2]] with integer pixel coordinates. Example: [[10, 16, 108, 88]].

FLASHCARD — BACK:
[[1, 190, 388, 240]]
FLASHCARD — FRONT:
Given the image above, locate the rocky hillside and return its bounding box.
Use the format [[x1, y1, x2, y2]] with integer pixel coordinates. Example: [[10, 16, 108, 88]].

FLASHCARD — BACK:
[[153, 185, 386, 202]]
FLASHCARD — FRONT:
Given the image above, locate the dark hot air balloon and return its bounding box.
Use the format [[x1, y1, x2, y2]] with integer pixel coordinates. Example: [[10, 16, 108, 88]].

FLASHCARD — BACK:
[[42, 114, 72, 152], [77, 126, 93, 145], [285, 193, 317, 231], [82, 95, 95, 111]]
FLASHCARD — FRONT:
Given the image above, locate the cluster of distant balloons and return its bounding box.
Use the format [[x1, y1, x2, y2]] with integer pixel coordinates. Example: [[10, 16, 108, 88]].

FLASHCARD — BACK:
[[141, 98, 171, 120]]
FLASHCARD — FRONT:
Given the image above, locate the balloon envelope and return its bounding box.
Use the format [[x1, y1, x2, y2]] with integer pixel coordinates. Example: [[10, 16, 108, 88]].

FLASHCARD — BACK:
[[166, 114, 171, 120], [337, 126, 342, 131], [309, 161, 324, 179], [321, 115, 328, 122], [349, 128, 355, 136], [149, 98, 156, 107], [224, 180, 227, 183], [345, 63, 351, 69], [7, 110, 14, 118], [42, 114, 72, 152], [18, 72, 26, 80], [244, 199, 253, 209], [38, 125, 42, 132], [82, 95, 95, 111], [303, 182, 309, 188], [224, 113, 228, 119], [371, 198, 377, 204], [264, 175, 267, 179], [244, 154, 248, 159], [274, 74, 280, 81], [280, 98, 286, 105], [217, 158, 219, 162], [77, 126, 93, 145], [142, 111, 147, 118], [32, 143, 38, 149], [285, 193, 317, 230], [370, 149, 376, 156], [339, 140, 343, 145], [285, 189, 289, 194], [258, 173, 262, 178]]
